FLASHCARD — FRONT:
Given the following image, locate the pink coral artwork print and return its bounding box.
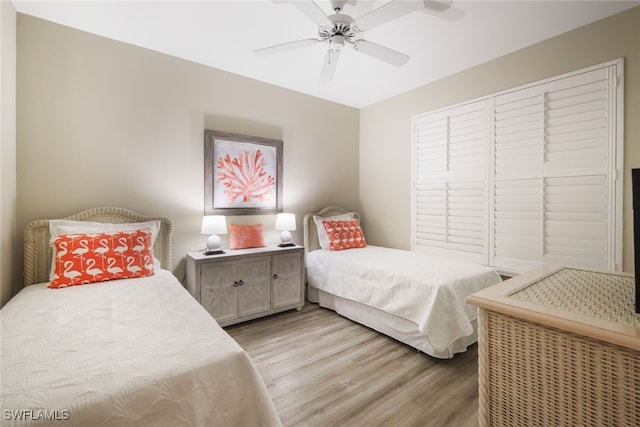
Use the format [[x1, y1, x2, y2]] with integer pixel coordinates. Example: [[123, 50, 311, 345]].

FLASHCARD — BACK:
[[213, 139, 277, 209], [216, 149, 275, 204]]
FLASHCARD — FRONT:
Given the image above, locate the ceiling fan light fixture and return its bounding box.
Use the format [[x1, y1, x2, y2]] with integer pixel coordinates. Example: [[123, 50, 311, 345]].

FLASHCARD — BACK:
[[329, 35, 345, 50]]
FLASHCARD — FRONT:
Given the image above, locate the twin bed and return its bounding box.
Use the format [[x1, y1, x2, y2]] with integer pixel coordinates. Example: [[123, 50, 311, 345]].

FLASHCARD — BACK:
[[0, 207, 281, 427], [304, 206, 502, 359]]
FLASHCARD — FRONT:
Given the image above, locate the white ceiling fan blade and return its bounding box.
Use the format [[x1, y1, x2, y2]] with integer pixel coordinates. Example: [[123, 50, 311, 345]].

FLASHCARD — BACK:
[[253, 38, 320, 56], [355, 1, 462, 31], [424, 0, 452, 13], [353, 40, 409, 67], [354, 0, 422, 31], [422, 1, 465, 21], [320, 49, 341, 82], [292, 1, 332, 27]]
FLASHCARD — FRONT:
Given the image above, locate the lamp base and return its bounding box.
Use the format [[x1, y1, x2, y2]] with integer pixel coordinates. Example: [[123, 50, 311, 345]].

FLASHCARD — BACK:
[[277, 243, 295, 248], [203, 249, 225, 256], [205, 234, 223, 256]]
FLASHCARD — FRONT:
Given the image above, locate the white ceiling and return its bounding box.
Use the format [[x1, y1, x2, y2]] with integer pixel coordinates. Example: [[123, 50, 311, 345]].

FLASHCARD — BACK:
[[13, 0, 640, 108]]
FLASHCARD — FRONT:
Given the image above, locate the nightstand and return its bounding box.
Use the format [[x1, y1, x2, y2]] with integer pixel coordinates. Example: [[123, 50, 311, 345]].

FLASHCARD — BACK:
[[186, 245, 304, 326]]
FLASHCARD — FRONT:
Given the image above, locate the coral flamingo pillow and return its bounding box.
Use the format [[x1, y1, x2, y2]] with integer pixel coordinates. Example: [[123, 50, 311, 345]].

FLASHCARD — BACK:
[[49, 229, 154, 288], [322, 219, 367, 251], [229, 224, 266, 250]]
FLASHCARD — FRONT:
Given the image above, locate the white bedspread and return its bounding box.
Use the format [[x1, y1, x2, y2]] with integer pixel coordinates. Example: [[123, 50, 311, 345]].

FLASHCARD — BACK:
[[306, 246, 502, 355], [0, 270, 281, 427]]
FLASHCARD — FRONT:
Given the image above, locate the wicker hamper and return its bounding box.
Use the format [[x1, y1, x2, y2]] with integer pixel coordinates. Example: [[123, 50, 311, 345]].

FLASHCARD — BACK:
[[467, 264, 640, 427]]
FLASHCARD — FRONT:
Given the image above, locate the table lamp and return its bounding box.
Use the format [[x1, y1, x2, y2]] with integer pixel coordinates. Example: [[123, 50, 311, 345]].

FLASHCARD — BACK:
[[275, 213, 296, 247], [201, 215, 227, 255]]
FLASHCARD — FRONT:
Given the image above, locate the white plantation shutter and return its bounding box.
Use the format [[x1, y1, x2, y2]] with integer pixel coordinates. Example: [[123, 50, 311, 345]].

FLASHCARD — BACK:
[[413, 100, 489, 263], [413, 59, 623, 274], [493, 66, 617, 272]]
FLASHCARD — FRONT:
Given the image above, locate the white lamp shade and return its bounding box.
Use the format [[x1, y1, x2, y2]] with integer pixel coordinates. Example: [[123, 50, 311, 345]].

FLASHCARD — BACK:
[[274, 213, 296, 231], [201, 215, 227, 235]]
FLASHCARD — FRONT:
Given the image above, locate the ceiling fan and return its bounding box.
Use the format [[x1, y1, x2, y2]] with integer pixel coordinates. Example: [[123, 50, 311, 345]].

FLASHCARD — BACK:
[[254, 0, 460, 81]]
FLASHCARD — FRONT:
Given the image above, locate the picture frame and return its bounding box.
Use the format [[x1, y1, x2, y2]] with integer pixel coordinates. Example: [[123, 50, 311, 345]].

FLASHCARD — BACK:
[[204, 129, 283, 215]]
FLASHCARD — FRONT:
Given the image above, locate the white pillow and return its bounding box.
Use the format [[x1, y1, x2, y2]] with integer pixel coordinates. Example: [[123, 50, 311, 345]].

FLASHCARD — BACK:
[[49, 220, 161, 241], [313, 213, 355, 250], [49, 220, 162, 278]]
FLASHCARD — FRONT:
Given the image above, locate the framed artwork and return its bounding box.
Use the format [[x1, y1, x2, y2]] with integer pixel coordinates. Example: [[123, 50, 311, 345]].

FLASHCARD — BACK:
[[204, 129, 283, 215]]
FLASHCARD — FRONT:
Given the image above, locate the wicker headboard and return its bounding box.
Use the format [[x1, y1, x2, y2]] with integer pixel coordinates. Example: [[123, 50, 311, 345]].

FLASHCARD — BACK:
[[303, 206, 361, 258], [23, 207, 174, 287]]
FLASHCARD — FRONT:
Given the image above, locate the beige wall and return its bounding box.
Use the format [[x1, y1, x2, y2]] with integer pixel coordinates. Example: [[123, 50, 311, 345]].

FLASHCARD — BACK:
[[360, 6, 640, 273], [14, 14, 359, 296], [1, 0, 17, 306]]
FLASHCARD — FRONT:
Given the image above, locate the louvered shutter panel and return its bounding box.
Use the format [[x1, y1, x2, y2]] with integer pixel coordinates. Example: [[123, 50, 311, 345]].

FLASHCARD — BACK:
[[543, 175, 607, 266], [542, 68, 611, 269], [493, 66, 615, 272], [413, 100, 488, 263]]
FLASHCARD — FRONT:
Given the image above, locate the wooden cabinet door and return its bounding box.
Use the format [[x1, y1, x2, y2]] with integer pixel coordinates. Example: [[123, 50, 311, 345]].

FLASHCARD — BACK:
[[200, 260, 238, 324], [271, 251, 302, 309], [237, 256, 271, 318]]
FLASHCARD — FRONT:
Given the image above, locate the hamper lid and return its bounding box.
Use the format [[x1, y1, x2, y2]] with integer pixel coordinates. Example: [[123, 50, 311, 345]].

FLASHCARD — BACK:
[[508, 267, 640, 327]]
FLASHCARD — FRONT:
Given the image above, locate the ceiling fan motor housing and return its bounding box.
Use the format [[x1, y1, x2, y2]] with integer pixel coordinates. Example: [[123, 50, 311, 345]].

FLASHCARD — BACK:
[[319, 13, 358, 45]]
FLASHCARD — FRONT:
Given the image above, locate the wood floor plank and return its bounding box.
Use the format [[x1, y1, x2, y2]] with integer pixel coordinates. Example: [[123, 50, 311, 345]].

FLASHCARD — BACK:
[[225, 303, 479, 427]]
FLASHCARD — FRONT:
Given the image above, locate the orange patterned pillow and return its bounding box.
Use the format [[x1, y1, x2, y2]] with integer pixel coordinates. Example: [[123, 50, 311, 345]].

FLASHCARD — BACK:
[[49, 229, 154, 288], [322, 219, 367, 251], [229, 224, 266, 250]]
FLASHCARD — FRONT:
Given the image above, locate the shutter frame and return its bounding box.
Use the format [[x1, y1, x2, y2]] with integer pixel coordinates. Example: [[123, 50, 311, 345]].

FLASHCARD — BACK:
[[412, 59, 623, 274]]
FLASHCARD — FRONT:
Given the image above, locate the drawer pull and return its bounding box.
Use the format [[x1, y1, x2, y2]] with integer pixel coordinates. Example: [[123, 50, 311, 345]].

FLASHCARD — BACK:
[[238, 280, 244, 286], [233, 281, 239, 287], [273, 274, 278, 280]]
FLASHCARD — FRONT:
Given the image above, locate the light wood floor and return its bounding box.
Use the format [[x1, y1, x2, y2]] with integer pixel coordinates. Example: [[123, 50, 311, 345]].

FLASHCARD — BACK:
[[225, 303, 480, 427]]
